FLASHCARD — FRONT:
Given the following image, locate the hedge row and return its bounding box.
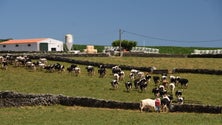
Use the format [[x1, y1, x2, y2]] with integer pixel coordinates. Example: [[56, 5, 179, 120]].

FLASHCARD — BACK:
[[0, 91, 221, 113]]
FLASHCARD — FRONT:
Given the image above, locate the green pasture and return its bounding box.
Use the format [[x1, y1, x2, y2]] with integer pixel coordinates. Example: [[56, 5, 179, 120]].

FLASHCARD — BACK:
[[70, 56, 222, 70], [0, 106, 221, 125], [0, 57, 221, 125]]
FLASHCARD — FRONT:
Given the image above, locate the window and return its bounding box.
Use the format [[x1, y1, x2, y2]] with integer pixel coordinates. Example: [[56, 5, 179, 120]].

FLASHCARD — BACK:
[[15, 44, 19, 47], [3, 45, 6, 47], [27, 44, 31, 47]]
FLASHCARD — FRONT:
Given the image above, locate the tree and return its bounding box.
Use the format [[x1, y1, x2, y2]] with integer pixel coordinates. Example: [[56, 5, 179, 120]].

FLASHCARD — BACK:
[[112, 40, 137, 51]]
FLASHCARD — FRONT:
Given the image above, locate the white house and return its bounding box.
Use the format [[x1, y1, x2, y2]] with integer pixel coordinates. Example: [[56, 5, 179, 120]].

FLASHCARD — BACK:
[[0, 38, 63, 52]]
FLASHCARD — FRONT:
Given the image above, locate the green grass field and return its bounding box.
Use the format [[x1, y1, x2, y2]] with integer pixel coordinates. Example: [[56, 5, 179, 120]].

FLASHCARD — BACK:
[[0, 106, 221, 125], [0, 57, 221, 125]]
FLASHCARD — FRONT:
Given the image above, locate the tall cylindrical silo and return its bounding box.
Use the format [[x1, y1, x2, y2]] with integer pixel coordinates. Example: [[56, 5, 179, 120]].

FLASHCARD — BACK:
[[65, 34, 73, 51]]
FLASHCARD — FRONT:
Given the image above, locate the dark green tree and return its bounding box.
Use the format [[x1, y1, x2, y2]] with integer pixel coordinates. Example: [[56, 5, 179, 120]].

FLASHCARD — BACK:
[[112, 40, 137, 51]]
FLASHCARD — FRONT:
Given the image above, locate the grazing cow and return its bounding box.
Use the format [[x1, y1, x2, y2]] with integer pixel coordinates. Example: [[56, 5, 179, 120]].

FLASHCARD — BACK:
[[1, 61, 8, 70], [169, 83, 175, 94], [152, 87, 160, 97], [54, 63, 65, 72], [67, 64, 77, 73], [98, 65, 106, 78], [161, 97, 171, 112], [153, 76, 160, 86], [129, 72, 135, 82], [39, 58, 47, 64], [112, 65, 121, 74], [145, 74, 152, 82], [140, 98, 155, 112], [176, 77, 189, 88], [175, 90, 183, 97], [74, 67, 81, 76], [113, 73, 120, 81], [118, 71, 125, 81], [134, 79, 140, 89], [130, 69, 140, 81], [137, 71, 145, 79], [125, 81, 132, 92], [86, 65, 94, 76], [170, 75, 176, 83], [177, 96, 184, 105], [44, 65, 55, 72], [111, 79, 118, 89], [138, 78, 148, 92]]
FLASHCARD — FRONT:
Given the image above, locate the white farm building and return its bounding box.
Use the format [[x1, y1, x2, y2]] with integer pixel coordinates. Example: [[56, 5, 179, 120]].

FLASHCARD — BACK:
[[0, 38, 63, 52]]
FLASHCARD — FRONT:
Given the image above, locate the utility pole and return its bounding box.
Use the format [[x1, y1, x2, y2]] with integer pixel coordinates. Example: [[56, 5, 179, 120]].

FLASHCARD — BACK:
[[119, 29, 123, 56]]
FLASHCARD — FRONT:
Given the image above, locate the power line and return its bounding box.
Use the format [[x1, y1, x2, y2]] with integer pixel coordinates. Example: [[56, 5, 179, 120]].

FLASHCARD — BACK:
[[122, 30, 222, 43]]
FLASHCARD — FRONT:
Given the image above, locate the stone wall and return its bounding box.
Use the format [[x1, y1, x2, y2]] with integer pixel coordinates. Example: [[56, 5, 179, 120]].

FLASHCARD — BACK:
[[0, 91, 221, 114]]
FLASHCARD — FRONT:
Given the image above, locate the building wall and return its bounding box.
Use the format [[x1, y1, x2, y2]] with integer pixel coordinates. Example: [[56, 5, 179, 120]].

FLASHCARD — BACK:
[[0, 43, 38, 51], [0, 38, 64, 52], [38, 38, 63, 51]]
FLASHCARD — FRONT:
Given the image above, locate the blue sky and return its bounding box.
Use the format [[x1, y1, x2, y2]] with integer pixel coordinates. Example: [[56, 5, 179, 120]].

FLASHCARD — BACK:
[[1, 0, 222, 47]]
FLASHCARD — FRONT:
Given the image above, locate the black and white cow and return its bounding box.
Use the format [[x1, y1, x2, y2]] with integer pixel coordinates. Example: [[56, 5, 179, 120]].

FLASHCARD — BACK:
[[176, 77, 189, 88], [1, 61, 8, 70], [86, 65, 94, 76], [138, 78, 148, 92], [54, 63, 65, 72], [152, 87, 160, 97], [112, 65, 121, 74], [125, 81, 132, 92], [111, 79, 118, 89], [98, 65, 106, 78], [67, 64, 77, 73], [153, 76, 160, 86], [161, 97, 171, 112]]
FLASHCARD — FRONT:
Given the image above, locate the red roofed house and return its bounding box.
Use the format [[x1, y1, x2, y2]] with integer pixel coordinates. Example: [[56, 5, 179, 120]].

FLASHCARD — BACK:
[[0, 38, 63, 52]]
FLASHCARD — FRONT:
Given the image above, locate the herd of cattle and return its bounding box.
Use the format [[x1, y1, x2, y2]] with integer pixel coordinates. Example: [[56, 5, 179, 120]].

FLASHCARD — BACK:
[[0, 55, 189, 112]]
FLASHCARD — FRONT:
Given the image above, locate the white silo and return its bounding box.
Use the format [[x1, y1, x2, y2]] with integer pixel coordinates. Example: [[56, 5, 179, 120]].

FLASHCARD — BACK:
[[65, 34, 73, 51]]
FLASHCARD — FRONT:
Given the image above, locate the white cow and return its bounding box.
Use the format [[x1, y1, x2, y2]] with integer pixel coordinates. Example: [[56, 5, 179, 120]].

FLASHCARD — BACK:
[[140, 98, 155, 112], [169, 83, 175, 94]]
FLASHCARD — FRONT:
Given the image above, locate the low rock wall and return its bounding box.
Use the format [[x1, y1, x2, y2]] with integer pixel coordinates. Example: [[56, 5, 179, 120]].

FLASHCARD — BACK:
[[0, 91, 221, 114]]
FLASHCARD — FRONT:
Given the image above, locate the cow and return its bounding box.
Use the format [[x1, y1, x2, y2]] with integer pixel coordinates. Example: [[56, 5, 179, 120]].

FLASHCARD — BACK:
[[112, 65, 121, 74], [153, 76, 160, 86], [113, 73, 120, 81], [134, 79, 140, 89], [170, 75, 176, 83], [54, 63, 65, 72], [118, 71, 125, 81], [1, 61, 8, 70], [44, 65, 55, 72], [111, 79, 118, 89], [125, 81, 132, 92], [74, 67, 81, 76], [140, 98, 155, 112], [152, 87, 160, 97], [39, 58, 47, 64], [169, 83, 175, 94], [176, 77, 189, 88], [161, 97, 171, 112], [86, 65, 94, 76], [177, 96, 184, 105], [98, 65, 106, 78], [175, 90, 183, 97], [138, 78, 148, 92], [67, 64, 77, 73]]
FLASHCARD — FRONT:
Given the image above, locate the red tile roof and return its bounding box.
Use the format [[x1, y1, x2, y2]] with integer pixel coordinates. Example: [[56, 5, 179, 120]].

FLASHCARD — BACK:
[[0, 38, 47, 45]]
